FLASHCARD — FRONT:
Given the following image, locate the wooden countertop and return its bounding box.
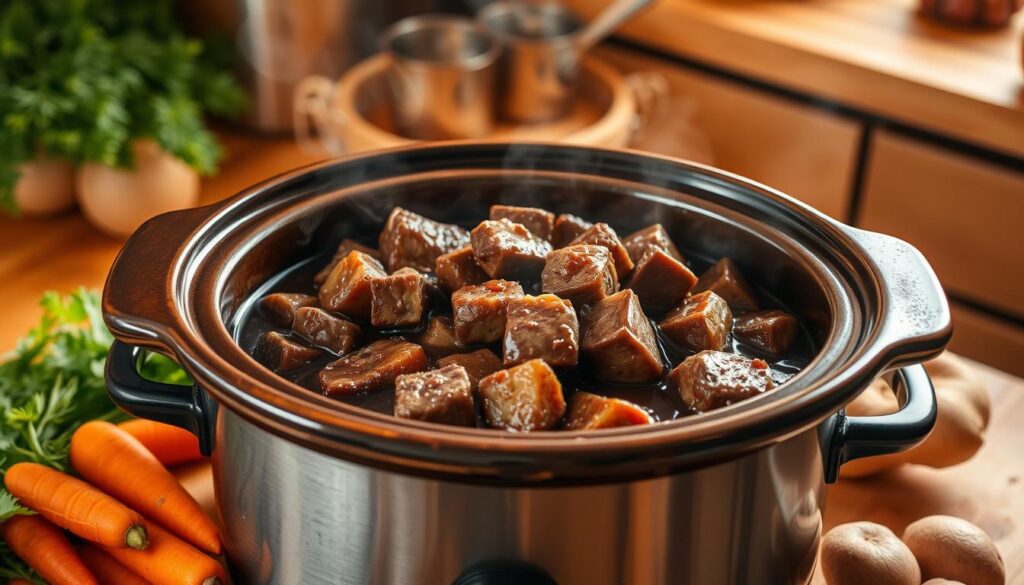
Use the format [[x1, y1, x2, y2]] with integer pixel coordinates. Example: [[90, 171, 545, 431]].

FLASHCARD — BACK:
[[2, 135, 1022, 583], [564, 0, 1024, 158]]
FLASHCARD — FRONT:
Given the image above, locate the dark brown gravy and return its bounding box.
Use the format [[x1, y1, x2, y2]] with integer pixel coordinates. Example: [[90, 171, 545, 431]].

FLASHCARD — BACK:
[[234, 238, 815, 424]]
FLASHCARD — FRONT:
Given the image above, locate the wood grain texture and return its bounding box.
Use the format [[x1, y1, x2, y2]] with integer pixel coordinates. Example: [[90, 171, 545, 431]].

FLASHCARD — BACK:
[[564, 0, 1024, 158], [859, 129, 1024, 319], [598, 46, 862, 220], [950, 301, 1024, 378]]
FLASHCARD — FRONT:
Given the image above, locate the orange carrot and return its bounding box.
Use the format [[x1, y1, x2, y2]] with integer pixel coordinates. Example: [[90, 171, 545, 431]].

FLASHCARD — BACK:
[[4, 463, 147, 550], [118, 419, 203, 466], [102, 521, 227, 585], [70, 421, 220, 555], [1, 515, 99, 585], [8, 580, 33, 585], [80, 543, 150, 585]]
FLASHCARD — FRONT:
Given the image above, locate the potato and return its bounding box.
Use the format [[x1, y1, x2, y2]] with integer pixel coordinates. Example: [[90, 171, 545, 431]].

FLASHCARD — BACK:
[[76, 139, 199, 238], [841, 352, 989, 478], [13, 157, 76, 217], [903, 516, 1004, 585], [821, 522, 920, 585]]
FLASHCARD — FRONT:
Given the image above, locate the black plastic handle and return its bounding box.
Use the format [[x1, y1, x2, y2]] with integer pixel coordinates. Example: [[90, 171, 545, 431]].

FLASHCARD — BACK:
[[105, 340, 215, 456], [823, 364, 936, 483], [453, 561, 557, 585]]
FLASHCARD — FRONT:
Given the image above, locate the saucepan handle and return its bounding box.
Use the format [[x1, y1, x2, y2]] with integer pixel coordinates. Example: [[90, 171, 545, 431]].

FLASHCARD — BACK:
[[844, 227, 953, 368], [106, 340, 215, 456], [822, 364, 936, 483]]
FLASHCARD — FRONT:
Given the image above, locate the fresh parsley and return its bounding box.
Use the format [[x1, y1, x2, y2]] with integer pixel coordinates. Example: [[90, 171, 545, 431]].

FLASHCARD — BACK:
[[0, 289, 191, 580], [0, 0, 246, 212]]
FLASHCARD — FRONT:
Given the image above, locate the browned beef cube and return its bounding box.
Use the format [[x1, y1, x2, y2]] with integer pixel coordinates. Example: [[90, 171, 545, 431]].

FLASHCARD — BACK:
[[314, 240, 382, 286], [692, 258, 759, 312], [260, 293, 318, 326], [470, 219, 552, 281], [419, 316, 464, 357], [394, 364, 476, 427], [568, 223, 634, 277], [292, 306, 362, 356], [370, 267, 429, 328], [451, 280, 525, 344], [489, 205, 555, 241], [733, 310, 798, 356], [659, 291, 733, 352], [552, 214, 593, 248], [622, 224, 683, 262], [669, 350, 774, 412], [319, 250, 387, 319], [255, 331, 322, 372], [479, 359, 566, 431], [378, 207, 470, 272], [503, 294, 579, 367], [626, 250, 698, 312], [319, 339, 428, 396], [580, 290, 664, 383], [437, 349, 503, 390], [435, 247, 489, 294], [541, 245, 618, 307], [564, 392, 653, 430]]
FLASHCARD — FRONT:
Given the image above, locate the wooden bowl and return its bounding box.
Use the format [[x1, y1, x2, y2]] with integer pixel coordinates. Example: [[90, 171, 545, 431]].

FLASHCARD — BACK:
[[295, 55, 658, 155]]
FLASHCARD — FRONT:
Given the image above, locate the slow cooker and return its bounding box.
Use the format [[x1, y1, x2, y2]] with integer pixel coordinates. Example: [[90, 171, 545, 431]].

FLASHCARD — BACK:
[[102, 143, 951, 585]]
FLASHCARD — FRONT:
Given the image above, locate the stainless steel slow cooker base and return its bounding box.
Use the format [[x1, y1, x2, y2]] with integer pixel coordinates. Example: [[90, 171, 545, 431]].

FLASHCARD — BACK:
[[217, 408, 822, 585]]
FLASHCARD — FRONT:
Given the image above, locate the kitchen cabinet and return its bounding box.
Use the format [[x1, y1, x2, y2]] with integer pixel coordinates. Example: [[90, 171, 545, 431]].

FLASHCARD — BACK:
[[599, 48, 862, 221], [949, 303, 1024, 378]]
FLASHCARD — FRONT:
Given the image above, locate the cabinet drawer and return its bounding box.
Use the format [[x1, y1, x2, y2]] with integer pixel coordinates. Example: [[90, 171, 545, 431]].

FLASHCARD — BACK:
[[598, 47, 861, 220], [859, 130, 1024, 319], [949, 303, 1024, 378]]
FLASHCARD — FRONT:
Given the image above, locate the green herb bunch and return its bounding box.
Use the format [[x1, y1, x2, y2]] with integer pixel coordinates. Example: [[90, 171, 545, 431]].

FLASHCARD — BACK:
[[0, 289, 190, 581], [0, 0, 247, 212]]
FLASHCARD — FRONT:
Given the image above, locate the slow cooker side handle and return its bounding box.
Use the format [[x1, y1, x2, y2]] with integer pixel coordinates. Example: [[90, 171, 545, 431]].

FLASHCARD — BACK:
[[822, 365, 936, 483], [106, 340, 215, 457]]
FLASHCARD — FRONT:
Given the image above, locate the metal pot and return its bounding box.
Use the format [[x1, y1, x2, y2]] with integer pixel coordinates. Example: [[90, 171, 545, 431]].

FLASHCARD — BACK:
[[102, 143, 950, 585]]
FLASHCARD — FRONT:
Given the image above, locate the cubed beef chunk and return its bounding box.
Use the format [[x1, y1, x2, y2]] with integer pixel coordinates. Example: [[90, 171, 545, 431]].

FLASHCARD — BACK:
[[378, 207, 470, 272], [568, 223, 634, 277], [370, 267, 429, 328], [479, 359, 566, 431], [669, 350, 774, 412], [580, 290, 664, 383], [692, 258, 759, 312], [260, 293, 318, 326], [437, 349, 503, 390], [394, 364, 476, 427], [552, 214, 593, 248], [541, 245, 618, 307], [319, 250, 387, 319], [435, 247, 489, 294], [659, 291, 733, 352], [470, 219, 552, 281], [255, 331, 322, 372], [489, 205, 555, 241], [565, 392, 653, 430], [319, 339, 428, 396], [626, 250, 698, 312], [314, 240, 381, 286], [292, 307, 362, 356], [451, 280, 525, 344], [733, 310, 798, 356], [622, 224, 684, 263], [503, 294, 579, 367], [419, 316, 464, 357]]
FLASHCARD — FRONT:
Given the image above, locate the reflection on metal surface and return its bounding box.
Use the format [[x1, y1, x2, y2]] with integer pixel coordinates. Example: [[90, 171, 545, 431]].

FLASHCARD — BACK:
[[215, 409, 822, 584]]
